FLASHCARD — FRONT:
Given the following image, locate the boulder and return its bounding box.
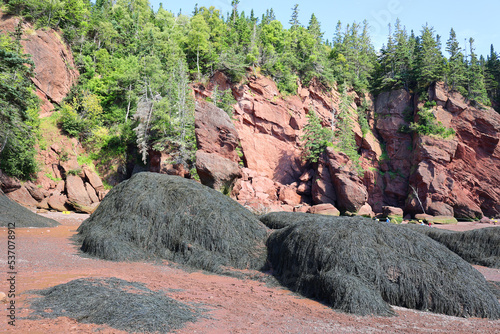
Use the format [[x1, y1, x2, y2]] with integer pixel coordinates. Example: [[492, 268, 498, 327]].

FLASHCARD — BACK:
[[429, 82, 448, 106], [252, 176, 278, 201], [278, 184, 302, 206], [71, 202, 99, 214], [66, 175, 92, 208], [0, 170, 21, 193], [427, 216, 458, 225], [427, 201, 454, 217], [480, 217, 492, 224], [382, 206, 404, 218], [85, 182, 99, 203], [308, 203, 340, 216], [25, 181, 45, 202], [311, 162, 336, 204], [357, 203, 374, 218], [296, 181, 312, 195], [326, 148, 368, 213], [48, 193, 70, 212], [37, 198, 50, 210], [83, 167, 105, 193], [195, 151, 240, 192], [6, 186, 38, 208], [299, 169, 315, 182], [195, 100, 239, 162], [446, 93, 467, 113]]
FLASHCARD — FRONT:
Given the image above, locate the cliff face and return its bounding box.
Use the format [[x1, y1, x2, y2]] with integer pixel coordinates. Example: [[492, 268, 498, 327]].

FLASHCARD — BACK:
[[0, 14, 109, 213], [406, 83, 500, 219], [0, 13, 79, 115], [2, 11, 498, 219], [194, 73, 381, 214], [195, 74, 500, 219]]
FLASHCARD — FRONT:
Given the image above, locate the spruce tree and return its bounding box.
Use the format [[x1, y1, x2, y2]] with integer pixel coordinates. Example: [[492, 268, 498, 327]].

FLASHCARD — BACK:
[[445, 28, 467, 95], [415, 24, 444, 89], [466, 38, 489, 105], [485, 45, 500, 106], [289, 4, 300, 30]]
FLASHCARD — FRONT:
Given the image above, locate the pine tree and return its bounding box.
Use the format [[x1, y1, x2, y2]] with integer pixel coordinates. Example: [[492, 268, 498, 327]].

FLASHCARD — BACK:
[[466, 38, 489, 105], [485, 45, 500, 106], [415, 24, 444, 89], [289, 4, 300, 30], [445, 28, 467, 95], [301, 107, 332, 163], [307, 13, 322, 42]]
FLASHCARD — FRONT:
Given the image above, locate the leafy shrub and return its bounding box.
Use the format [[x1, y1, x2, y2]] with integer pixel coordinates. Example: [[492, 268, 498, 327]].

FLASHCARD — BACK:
[[59, 103, 85, 137], [301, 109, 333, 163]]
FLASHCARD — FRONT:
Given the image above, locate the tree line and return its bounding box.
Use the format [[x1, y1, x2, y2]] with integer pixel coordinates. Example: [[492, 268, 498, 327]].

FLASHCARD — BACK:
[[1, 0, 499, 179]]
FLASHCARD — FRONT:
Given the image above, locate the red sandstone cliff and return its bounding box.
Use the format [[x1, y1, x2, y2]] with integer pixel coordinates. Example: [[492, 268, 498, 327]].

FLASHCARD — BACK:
[[194, 74, 500, 220], [0, 12, 79, 115]]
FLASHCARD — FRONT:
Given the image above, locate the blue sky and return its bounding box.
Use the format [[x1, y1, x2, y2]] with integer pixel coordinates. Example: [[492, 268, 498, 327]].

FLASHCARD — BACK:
[[149, 0, 498, 57]]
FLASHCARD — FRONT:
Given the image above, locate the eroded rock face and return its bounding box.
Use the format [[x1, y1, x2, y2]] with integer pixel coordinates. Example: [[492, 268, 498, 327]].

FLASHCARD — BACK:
[[326, 148, 368, 213], [0, 13, 79, 114], [195, 151, 240, 192], [195, 100, 240, 162], [375, 89, 413, 206], [406, 83, 500, 219]]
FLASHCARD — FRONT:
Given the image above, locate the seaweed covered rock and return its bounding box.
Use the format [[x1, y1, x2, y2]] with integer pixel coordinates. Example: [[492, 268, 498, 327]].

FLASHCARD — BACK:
[[0, 190, 58, 227], [260, 211, 326, 229], [77, 173, 269, 272], [406, 225, 500, 268], [265, 212, 500, 318], [28, 277, 201, 333]]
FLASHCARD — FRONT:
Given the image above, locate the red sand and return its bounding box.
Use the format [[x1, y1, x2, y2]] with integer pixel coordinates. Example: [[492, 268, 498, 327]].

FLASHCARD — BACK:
[[0, 212, 499, 333]]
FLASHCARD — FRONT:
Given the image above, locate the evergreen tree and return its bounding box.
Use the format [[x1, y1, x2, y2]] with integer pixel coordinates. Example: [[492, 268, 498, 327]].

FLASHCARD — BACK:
[[415, 24, 444, 89], [485, 45, 500, 106], [301, 108, 332, 163], [289, 4, 300, 30], [445, 28, 467, 95], [307, 13, 322, 42], [466, 38, 489, 105]]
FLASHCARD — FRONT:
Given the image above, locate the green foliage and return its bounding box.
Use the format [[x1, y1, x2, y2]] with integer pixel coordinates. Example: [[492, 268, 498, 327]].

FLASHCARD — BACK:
[[335, 88, 362, 173], [9, 1, 500, 178], [45, 172, 61, 182], [357, 98, 370, 137], [402, 103, 456, 138], [0, 33, 39, 179], [67, 168, 82, 176], [211, 85, 237, 117], [301, 108, 332, 163]]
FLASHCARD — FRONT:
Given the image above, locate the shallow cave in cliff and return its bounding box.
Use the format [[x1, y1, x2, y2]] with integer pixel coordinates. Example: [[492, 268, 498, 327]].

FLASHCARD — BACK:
[[264, 212, 500, 319]]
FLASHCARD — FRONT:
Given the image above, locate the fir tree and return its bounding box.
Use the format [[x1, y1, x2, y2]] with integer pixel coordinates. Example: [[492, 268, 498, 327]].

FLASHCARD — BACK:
[[445, 28, 467, 95], [289, 4, 300, 30], [415, 24, 444, 89], [466, 38, 489, 105]]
